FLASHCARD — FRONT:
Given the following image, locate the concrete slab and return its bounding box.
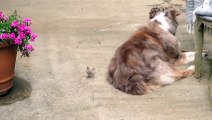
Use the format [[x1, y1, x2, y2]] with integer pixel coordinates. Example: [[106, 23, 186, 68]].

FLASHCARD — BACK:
[[0, 0, 212, 120]]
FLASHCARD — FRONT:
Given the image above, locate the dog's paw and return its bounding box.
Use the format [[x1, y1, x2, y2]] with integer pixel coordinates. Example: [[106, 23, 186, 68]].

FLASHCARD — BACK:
[[187, 65, 195, 74], [184, 66, 195, 76], [187, 65, 195, 71], [202, 49, 210, 57]]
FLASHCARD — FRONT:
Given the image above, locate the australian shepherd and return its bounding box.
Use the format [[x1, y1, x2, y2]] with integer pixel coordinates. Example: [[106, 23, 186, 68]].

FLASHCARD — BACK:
[[107, 6, 206, 95]]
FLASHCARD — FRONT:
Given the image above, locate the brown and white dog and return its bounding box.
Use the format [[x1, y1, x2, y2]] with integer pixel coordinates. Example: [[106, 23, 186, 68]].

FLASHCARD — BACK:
[[107, 6, 205, 95]]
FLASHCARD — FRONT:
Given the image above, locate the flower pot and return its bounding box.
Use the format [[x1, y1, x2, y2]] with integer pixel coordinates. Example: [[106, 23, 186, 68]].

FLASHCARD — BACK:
[[0, 44, 17, 96]]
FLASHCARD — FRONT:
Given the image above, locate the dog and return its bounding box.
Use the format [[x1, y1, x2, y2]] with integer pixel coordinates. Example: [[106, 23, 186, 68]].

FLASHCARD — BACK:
[[107, 6, 206, 95]]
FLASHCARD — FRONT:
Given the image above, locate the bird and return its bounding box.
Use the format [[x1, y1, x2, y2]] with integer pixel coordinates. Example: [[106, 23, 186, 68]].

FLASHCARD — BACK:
[[86, 66, 96, 78]]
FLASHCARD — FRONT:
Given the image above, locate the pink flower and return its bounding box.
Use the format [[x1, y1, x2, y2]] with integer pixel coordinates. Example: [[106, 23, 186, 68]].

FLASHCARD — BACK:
[[18, 32, 26, 40], [31, 32, 38, 42], [0, 12, 4, 19], [18, 24, 32, 35], [10, 20, 19, 28], [25, 26, 31, 34], [14, 38, 22, 45], [25, 44, 34, 52], [18, 24, 26, 32], [0, 33, 8, 40], [3, 16, 8, 21], [0, 34, 3, 39], [23, 18, 31, 24], [9, 33, 16, 40]]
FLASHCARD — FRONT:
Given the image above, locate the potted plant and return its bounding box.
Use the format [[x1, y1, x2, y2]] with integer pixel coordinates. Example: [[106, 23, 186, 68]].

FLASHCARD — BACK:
[[0, 11, 37, 96]]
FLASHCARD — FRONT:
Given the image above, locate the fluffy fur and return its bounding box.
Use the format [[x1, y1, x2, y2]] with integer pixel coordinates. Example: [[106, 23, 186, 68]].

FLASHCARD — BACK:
[[107, 6, 196, 95]]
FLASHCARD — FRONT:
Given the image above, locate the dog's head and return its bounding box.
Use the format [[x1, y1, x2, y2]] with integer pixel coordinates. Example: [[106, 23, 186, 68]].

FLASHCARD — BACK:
[[149, 6, 180, 19], [149, 6, 180, 35]]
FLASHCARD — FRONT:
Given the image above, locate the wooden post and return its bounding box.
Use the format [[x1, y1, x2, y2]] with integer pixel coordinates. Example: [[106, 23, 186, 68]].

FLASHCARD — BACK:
[[194, 17, 204, 78]]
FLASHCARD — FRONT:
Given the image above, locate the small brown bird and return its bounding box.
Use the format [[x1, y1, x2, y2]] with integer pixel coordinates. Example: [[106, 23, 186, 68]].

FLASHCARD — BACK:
[[86, 66, 96, 78]]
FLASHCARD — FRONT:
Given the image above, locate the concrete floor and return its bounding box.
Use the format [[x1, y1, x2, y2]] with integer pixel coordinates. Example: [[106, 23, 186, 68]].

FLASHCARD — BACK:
[[0, 0, 212, 120]]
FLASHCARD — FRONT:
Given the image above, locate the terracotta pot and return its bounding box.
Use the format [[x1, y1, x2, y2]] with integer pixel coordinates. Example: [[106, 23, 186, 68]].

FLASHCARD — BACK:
[[0, 44, 17, 96]]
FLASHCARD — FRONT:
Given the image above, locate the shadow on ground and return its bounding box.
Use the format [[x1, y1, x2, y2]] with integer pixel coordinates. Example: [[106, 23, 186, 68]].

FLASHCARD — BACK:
[[0, 0, 211, 119], [206, 56, 212, 103], [0, 76, 31, 106]]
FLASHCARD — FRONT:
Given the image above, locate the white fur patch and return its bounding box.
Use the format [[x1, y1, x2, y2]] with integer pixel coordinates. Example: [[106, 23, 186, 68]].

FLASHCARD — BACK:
[[187, 65, 195, 71], [202, 52, 208, 57], [151, 13, 170, 31], [159, 75, 175, 85], [153, 58, 175, 85], [185, 52, 195, 63]]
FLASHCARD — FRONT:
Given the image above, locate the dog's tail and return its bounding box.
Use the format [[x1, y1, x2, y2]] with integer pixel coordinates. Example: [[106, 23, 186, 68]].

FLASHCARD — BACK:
[[107, 70, 150, 95], [124, 74, 150, 95]]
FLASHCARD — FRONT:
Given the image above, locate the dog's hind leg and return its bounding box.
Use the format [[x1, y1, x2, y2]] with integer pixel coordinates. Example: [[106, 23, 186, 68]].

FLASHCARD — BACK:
[[172, 66, 195, 80], [174, 52, 195, 65], [175, 50, 209, 66]]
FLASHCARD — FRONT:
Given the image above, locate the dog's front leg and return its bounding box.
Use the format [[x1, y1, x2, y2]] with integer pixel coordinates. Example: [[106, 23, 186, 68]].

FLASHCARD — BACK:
[[174, 50, 209, 65], [172, 66, 195, 80], [174, 52, 195, 65]]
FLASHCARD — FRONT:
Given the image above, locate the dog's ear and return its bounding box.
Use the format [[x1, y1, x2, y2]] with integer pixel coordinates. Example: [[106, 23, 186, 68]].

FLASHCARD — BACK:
[[165, 7, 180, 18], [149, 6, 180, 19], [165, 9, 180, 19], [174, 9, 180, 16], [149, 7, 161, 19], [171, 8, 180, 16]]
